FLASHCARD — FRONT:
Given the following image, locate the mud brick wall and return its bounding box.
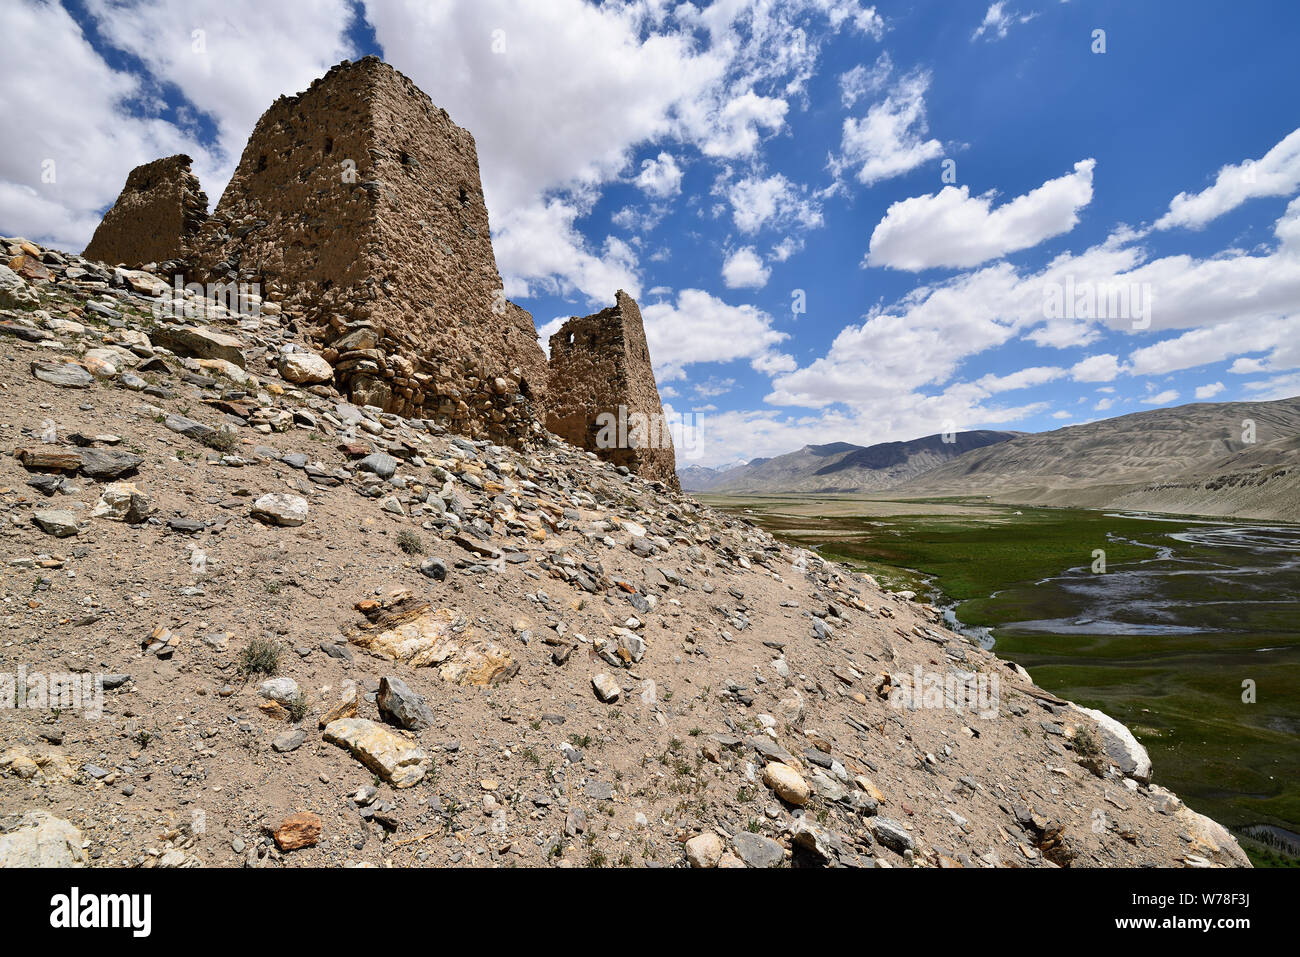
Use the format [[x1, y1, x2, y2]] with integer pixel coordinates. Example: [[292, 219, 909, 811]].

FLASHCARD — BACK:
[[82, 154, 208, 267], [547, 291, 678, 487], [185, 57, 547, 443]]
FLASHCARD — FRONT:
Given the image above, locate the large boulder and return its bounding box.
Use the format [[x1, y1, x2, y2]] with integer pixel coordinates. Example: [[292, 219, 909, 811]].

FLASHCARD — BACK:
[[251, 493, 308, 527], [151, 325, 246, 368], [31, 361, 93, 388], [0, 264, 38, 309], [278, 351, 334, 384], [1071, 704, 1152, 782], [1141, 785, 1251, 867], [0, 811, 86, 867], [1173, 804, 1252, 868]]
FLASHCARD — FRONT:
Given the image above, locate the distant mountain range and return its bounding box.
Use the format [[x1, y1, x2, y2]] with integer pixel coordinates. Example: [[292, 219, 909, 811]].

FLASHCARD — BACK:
[[678, 430, 1021, 493], [897, 396, 1300, 521], [675, 460, 747, 492], [681, 396, 1300, 522]]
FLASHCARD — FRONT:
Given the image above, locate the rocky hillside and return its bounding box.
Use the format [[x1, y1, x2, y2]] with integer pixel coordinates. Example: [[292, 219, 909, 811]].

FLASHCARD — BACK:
[[0, 237, 1247, 869], [1108, 433, 1300, 521], [680, 432, 1020, 494], [894, 399, 1300, 522]]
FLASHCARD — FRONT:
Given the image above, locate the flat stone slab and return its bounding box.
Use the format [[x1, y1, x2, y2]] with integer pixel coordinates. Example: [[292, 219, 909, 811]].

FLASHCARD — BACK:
[[0, 811, 86, 867], [32, 509, 78, 537], [31, 361, 93, 388], [165, 413, 216, 441], [79, 448, 143, 479], [152, 325, 247, 368], [323, 718, 429, 788], [733, 831, 784, 868]]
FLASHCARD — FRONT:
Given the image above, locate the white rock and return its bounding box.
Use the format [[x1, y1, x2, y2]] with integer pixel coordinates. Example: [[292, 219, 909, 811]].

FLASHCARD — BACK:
[[762, 761, 811, 805], [199, 357, 256, 385], [592, 673, 621, 702], [685, 832, 724, 868], [259, 677, 300, 704], [278, 351, 334, 384], [0, 811, 86, 867], [251, 493, 308, 527], [1070, 704, 1152, 782], [46, 318, 86, 335], [91, 482, 152, 523]]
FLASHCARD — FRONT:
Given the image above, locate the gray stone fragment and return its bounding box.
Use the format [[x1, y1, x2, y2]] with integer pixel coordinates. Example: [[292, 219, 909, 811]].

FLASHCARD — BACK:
[[78, 448, 143, 479], [377, 676, 435, 732], [32, 509, 79, 537], [165, 413, 216, 441], [733, 831, 784, 868], [872, 817, 914, 854], [358, 452, 398, 479], [272, 729, 306, 753], [31, 361, 93, 388]]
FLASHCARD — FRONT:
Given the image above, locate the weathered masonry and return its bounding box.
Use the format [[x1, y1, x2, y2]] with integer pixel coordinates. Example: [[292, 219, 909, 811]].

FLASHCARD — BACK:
[[185, 56, 547, 441], [82, 154, 208, 268], [547, 291, 678, 488]]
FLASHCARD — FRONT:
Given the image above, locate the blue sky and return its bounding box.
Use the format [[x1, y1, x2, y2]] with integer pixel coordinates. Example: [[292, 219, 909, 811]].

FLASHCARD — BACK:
[[3, 0, 1298, 466]]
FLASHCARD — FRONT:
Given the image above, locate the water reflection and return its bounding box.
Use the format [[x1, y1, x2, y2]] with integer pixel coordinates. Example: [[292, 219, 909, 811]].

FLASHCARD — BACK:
[[996, 524, 1300, 639]]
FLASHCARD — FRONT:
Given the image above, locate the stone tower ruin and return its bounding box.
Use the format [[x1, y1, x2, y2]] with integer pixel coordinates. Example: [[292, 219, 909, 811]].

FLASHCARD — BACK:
[[80, 58, 680, 480], [547, 291, 678, 488], [185, 57, 548, 441], [82, 154, 208, 267]]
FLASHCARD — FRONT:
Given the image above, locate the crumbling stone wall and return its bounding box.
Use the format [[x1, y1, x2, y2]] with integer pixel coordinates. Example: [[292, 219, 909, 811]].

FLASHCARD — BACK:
[[547, 291, 678, 487], [82, 154, 208, 267], [185, 57, 547, 443]]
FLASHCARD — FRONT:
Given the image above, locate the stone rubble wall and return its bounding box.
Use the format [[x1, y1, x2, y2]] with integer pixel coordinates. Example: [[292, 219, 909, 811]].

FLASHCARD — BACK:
[[547, 290, 678, 488], [82, 155, 208, 268]]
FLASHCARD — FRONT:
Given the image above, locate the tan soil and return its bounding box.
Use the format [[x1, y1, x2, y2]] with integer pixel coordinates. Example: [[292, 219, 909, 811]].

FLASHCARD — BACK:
[[0, 238, 1248, 869]]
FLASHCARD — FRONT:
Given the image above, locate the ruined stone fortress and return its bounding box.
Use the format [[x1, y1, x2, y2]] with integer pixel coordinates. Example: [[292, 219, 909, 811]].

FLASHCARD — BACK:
[[84, 57, 677, 487], [83, 154, 208, 267], [547, 292, 678, 487]]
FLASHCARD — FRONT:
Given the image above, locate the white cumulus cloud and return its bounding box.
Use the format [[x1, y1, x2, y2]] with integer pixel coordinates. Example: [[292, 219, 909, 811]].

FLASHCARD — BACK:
[[721, 246, 771, 288], [1070, 353, 1122, 382], [1155, 127, 1300, 230], [834, 67, 942, 186], [640, 288, 788, 381], [725, 172, 823, 234], [634, 152, 683, 198], [866, 159, 1096, 271]]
